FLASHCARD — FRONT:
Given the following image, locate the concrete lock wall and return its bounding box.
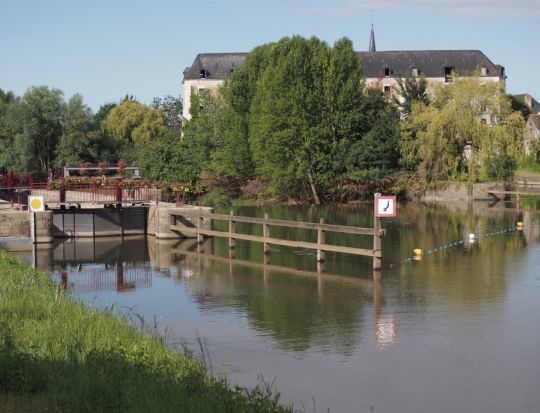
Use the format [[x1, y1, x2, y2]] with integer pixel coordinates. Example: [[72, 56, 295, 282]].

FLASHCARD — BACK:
[[420, 182, 508, 202], [146, 206, 213, 239], [31, 211, 54, 243], [0, 211, 30, 237]]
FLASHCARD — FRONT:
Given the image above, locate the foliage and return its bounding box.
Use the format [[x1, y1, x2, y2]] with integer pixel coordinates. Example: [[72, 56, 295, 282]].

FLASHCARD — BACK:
[[55, 94, 100, 167], [103, 100, 170, 162], [195, 187, 232, 207], [0, 251, 290, 412], [518, 153, 540, 173], [394, 75, 428, 118], [1, 86, 64, 175], [151, 95, 183, 137], [400, 76, 525, 183], [103, 101, 168, 145], [507, 94, 532, 120], [345, 89, 400, 180]]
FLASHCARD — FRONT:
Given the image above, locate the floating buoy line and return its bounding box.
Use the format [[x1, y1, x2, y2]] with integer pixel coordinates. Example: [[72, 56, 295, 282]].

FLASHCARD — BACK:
[[403, 222, 525, 263]]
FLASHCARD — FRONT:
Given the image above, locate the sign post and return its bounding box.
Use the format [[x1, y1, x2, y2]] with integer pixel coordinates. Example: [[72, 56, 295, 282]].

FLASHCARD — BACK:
[[373, 194, 397, 271], [28, 196, 45, 245]]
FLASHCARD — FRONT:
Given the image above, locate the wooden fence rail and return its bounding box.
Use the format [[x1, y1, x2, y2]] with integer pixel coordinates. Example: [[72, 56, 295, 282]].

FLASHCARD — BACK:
[[169, 197, 385, 270]]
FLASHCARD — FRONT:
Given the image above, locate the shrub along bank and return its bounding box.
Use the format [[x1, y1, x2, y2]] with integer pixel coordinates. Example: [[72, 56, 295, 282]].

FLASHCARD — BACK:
[[0, 250, 290, 413]]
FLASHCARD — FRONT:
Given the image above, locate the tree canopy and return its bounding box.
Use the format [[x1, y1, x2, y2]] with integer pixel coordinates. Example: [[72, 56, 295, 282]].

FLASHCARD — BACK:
[[400, 76, 525, 183]]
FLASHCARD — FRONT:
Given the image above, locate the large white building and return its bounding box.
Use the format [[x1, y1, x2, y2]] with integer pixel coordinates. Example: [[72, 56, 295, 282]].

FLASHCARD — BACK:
[[182, 29, 506, 120]]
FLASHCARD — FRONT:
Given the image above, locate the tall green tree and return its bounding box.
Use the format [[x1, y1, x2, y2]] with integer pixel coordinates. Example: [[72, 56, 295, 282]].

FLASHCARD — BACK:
[[3, 86, 64, 175], [151, 95, 183, 137], [55, 94, 99, 167], [103, 101, 169, 162], [400, 77, 525, 183], [93, 102, 119, 162], [0, 89, 18, 171], [244, 36, 395, 203]]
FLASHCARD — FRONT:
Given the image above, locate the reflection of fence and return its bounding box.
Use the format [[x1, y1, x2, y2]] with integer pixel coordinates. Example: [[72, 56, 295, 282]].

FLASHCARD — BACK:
[[170, 204, 386, 269], [58, 264, 153, 293]]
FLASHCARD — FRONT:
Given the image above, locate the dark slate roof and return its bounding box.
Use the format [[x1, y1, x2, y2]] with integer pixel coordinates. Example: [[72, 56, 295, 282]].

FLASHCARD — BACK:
[[183, 50, 504, 81], [183, 53, 248, 80], [356, 50, 504, 78]]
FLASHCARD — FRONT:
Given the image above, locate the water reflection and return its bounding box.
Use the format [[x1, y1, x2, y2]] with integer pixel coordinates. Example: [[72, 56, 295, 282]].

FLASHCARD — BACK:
[[38, 201, 540, 354], [32, 201, 540, 412], [35, 201, 536, 354]]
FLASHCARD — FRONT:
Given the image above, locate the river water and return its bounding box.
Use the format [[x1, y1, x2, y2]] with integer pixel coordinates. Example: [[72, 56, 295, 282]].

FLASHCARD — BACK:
[[32, 202, 540, 412]]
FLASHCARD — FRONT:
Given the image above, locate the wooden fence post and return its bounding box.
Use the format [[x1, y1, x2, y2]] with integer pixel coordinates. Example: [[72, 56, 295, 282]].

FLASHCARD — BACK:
[[197, 208, 204, 244], [317, 217, 325, 262], [263, 213, 270, 254], [229, 210, 236, 249]]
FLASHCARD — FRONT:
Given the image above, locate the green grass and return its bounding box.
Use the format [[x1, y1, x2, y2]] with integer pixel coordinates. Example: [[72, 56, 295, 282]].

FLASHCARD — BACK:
[[518, 154, 540, 174], [0, 250, 291, 413]]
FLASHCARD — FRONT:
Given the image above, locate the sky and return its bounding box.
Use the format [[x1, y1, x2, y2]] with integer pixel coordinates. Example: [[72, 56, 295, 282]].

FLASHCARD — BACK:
[[1, 0, 539, 111]]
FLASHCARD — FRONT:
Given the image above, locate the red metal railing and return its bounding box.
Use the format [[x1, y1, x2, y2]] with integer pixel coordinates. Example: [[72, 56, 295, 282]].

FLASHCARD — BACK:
[[0, 172, 33, 189], [29, 184, 156, 205]]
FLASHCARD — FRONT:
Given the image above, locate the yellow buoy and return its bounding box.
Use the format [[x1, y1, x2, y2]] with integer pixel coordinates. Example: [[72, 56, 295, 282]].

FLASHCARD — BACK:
[[517, 221, 524, 230], [413, 248, 423, 256]]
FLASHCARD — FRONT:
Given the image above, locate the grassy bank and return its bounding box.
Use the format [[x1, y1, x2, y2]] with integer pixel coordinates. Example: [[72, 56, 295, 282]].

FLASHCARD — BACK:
[[0, 250, 290, 412]]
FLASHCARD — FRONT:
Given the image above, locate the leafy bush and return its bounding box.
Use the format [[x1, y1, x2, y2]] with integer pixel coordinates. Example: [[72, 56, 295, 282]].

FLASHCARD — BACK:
[[195, 188, 232, 208]]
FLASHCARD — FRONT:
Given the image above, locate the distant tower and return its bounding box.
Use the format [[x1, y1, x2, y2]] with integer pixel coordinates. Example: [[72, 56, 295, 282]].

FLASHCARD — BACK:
[[369, 24, 376, 52]]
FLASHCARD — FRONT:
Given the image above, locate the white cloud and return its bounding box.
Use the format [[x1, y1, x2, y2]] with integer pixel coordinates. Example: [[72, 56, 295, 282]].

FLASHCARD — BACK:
[[282, 0, 540, 18]]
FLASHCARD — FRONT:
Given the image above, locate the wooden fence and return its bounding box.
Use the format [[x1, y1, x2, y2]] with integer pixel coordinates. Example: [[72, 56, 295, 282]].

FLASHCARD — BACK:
[[169, 202, 385, 270]]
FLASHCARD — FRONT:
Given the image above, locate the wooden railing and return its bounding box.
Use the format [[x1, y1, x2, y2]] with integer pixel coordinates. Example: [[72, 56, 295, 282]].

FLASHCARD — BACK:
[[169, 205, 385, 269]]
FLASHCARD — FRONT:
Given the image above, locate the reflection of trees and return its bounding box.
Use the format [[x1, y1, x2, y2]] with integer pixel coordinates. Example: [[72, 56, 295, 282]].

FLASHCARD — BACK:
[[181, 254, 372, 354], [205, 203, 528, 345], [393, 202, 526, 309], [47, 202, 533, 354]]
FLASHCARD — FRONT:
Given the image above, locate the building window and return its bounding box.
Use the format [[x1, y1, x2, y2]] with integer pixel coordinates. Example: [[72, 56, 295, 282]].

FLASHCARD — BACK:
[[384, 85, 391, 95], [384, 67, 391, 77], [200, 69, 207, 79], [444, 67, 454, 83], [411, 68, 419, 77], [481, 67, 488, 76]]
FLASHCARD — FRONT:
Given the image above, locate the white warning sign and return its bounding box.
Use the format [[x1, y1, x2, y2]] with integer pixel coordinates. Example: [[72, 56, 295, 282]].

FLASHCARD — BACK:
[[376, 195, 397, 218]]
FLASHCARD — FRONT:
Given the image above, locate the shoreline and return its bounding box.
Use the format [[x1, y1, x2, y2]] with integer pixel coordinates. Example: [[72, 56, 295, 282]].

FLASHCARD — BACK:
[[0, 250, 290, 413]]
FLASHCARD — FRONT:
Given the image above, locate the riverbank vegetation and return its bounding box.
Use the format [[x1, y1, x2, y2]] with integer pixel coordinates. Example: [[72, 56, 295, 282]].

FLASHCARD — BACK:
[[0, 250, 290, 412], [0, 35, 535, 205]]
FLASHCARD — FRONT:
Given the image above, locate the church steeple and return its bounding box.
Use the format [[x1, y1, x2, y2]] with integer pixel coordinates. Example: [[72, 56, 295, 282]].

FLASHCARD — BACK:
[[369, 24, 376, 52]]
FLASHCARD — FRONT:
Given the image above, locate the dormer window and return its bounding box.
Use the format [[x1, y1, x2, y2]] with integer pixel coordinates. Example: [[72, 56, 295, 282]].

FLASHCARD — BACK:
[[200, 69, 208, 79], [411, 67, 419, 77], [384, 67, 391, 77], [481, 67, 488, 76], [444, 67, 454, 83]]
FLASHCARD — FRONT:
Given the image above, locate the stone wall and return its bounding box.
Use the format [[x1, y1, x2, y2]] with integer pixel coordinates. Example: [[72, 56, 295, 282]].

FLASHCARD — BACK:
[[419, 182, 509, 202], [0, 210, 53, 244], [0, 211, 30, 237], [147, 206, 213, 239]]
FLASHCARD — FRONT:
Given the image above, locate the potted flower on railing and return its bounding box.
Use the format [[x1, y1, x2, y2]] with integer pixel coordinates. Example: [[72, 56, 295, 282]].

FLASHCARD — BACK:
[[48, 178, 65, 190]]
